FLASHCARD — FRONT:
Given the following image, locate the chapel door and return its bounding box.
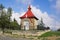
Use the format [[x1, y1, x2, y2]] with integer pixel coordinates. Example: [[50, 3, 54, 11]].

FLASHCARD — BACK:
[[24, 21, 29, 30]]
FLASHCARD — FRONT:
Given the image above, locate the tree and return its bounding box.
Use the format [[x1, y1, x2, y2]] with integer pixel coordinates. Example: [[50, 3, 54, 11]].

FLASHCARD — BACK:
[[0, 4, 5, 33], [0, 4, 4, 9], [57, 28, 60, 31], [37, 18, 45, 30], [46, 27, 50, 30], [7, 7, 12, 29], [10, 18, 20, 30], [0, 4, 3, 28], [0, 4, 20, 34], [0, 4, 12, 33], [7, 7, 12, 19]]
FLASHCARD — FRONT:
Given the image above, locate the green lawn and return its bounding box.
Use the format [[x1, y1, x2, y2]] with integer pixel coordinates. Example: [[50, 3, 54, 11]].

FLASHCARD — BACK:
[[39, 31, 60, 37]]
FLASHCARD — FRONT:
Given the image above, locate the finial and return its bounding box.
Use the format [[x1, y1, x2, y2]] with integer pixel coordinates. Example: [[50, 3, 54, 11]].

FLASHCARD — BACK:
[[28, 5, 31, 10]]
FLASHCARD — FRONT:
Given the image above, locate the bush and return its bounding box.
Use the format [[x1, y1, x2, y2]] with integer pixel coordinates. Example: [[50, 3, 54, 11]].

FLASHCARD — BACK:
[[37, 25, 46, 30], [57, 29, 60, 31], [4, 30, 12, 34]]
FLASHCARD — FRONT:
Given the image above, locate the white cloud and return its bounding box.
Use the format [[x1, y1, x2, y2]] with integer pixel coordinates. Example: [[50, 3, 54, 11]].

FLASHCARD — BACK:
[[31, 5, 60, 30], [55, 21, 60, 30], [31, 5, 55, 29], [3, 8, 7, 12], [50, 0, 60, 14], [55, 0, 60, 13], [11, 11, 21, 25], [11, 11, 26, 25], [10, 5, 60, 30], [3, 8, 7, 13], [2, 8, 21, 25], [16, 0, 33, 5]]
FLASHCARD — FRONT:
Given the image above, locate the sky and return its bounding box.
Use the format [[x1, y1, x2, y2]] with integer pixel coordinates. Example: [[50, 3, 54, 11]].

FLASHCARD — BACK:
[[0, 0, 60, 30]]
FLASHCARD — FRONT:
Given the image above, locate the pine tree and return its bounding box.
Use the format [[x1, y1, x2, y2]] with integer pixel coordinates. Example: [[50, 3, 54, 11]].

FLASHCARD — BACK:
[[10, 18, 19, 30], [0, 4, 5, 33], [37, 18, 45, 30], [7, 7, 12, 29]]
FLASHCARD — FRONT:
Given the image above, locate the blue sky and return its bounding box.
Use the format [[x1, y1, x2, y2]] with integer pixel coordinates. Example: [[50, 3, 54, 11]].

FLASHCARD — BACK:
[[0, 0, 54, 13], [0, 0, 59, 17], [0, 0, 60, 30]]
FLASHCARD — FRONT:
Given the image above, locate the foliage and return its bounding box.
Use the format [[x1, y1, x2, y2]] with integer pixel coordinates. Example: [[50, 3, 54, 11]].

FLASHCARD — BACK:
[[0, 4, 20, 33], [37, 18, 50, 30], [4, 29, 12, 34], [37, 18, 46, 30], [10, 19, 20, 30], [46, 27, 50, 30], [0, 4, 6, 33], [57, 28, 60, 31]]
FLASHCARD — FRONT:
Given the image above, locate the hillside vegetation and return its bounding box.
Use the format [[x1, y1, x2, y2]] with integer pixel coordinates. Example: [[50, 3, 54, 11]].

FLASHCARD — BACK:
[[39, 31, 60, 37]]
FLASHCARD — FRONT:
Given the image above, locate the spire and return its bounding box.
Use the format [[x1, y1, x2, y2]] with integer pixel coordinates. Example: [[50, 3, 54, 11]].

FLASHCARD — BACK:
[[28, 5, 31, 10]]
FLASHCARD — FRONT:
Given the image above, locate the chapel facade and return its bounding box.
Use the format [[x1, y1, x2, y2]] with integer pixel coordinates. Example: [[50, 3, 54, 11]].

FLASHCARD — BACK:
[[20, 5, 38, 30]]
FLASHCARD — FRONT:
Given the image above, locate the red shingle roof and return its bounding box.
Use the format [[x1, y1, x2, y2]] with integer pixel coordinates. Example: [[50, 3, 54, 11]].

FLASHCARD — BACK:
[[20, 5, 38, 20]]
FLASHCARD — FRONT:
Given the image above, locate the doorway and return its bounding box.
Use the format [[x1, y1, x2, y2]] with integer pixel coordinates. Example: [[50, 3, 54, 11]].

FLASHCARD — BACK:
[[24, 21, 29, 30]]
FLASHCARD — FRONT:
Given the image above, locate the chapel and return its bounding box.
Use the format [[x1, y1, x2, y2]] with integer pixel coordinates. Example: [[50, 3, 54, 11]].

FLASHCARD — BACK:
[[20, 5, 38, 30]]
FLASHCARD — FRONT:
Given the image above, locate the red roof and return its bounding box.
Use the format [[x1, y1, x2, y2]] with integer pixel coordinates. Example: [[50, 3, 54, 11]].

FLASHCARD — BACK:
[[20, 5, 38, 20]]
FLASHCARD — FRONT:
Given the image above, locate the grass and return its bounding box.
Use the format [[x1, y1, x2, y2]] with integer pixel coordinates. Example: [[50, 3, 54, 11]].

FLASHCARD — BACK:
[[38, 31, 60, 37]]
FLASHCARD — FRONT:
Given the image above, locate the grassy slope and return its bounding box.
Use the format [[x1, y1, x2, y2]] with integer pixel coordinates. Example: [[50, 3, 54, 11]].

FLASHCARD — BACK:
[[39, 31, 60, 37]]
